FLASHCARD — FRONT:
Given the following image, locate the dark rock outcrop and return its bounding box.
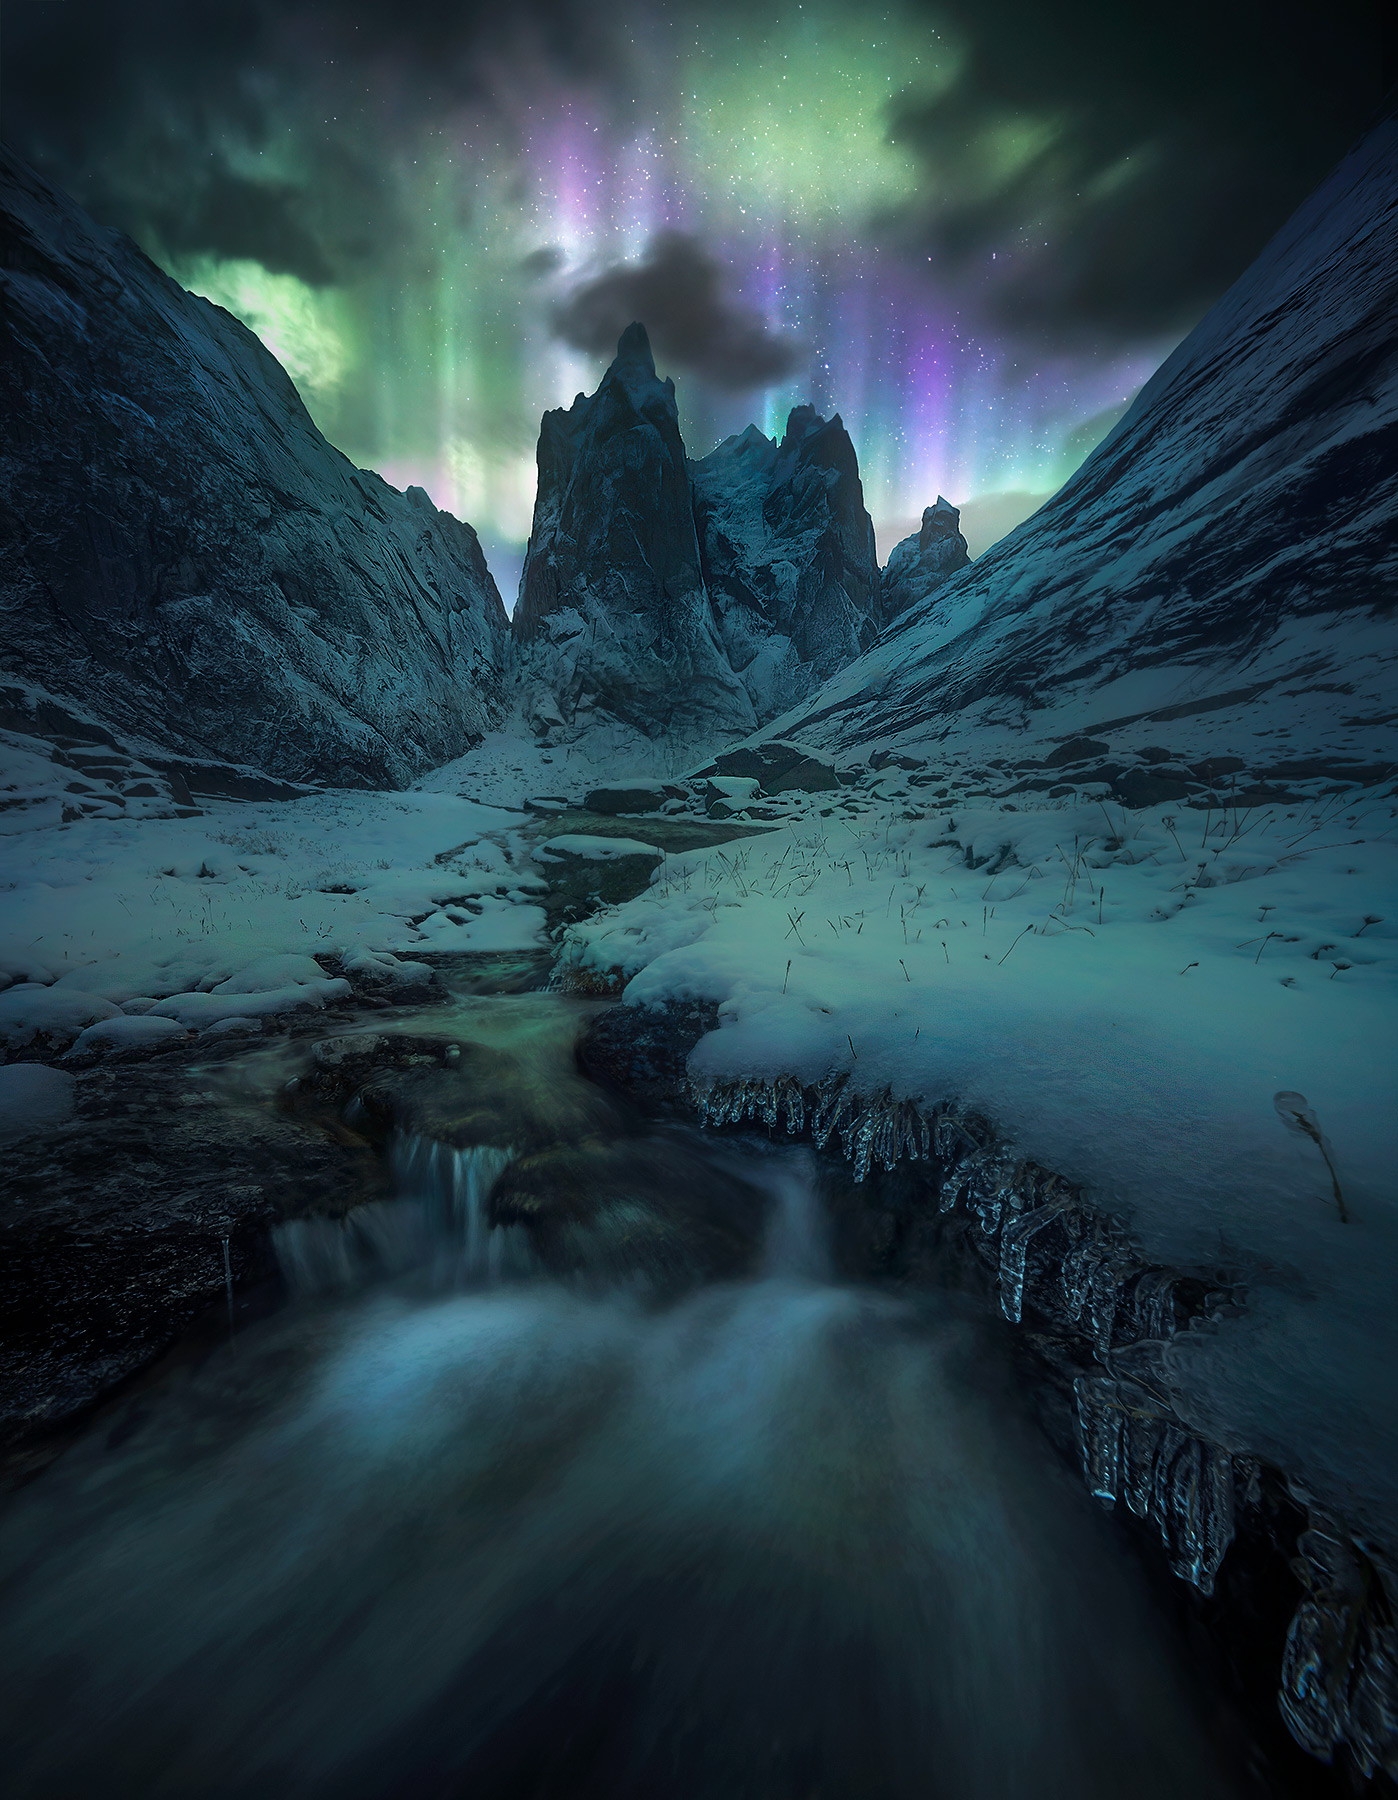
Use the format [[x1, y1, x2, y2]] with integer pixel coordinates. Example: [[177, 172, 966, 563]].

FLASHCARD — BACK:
[[691, 409, 882, 719], [582, 779, 685, 814], [0, 1036, 392, 1461], [490, 1136, 766, 1289], [879, 497, 970, 622], [693, 738, 852, 793], [0, 149, 510, 789], [513, 323, 754, 745]]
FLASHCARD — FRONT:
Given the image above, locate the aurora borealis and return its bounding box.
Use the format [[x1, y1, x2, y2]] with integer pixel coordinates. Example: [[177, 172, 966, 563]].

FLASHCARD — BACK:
[[6, 0, 1381, 597]]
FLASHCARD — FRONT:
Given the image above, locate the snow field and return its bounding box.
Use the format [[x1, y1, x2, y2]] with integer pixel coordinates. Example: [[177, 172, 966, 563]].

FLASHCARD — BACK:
[[0, 788, 548, 1045], [558, 787, 1398, 1541]]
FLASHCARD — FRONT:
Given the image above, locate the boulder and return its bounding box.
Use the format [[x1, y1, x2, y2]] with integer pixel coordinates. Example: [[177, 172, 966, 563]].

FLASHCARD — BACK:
[[583, 780, 686, 815]]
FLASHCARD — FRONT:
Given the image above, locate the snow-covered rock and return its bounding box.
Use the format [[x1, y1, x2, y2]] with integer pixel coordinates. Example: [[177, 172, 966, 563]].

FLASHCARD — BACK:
[[67, 1014, 189, 1054], [0, 148, 510, 789], [514, 323, 756, 748], [879, 497, 970, 623], [691, 409, 882, 720], [0, 984, 121, 1048]]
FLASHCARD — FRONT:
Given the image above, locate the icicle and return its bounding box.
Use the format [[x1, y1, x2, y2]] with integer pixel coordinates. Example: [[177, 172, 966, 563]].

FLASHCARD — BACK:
[[1131, 1269, 1178, 1341], [1061, 1227, 1127, 1344], [1075, 1376, 1123, 1504], [1086, 1249, 1132, 1357], [1074, 1376, 1237, 1594], [998, 1199, 1071, 1323], [1280, 1528, 1398, 1779], [1122, 1411, 1160, 1520]]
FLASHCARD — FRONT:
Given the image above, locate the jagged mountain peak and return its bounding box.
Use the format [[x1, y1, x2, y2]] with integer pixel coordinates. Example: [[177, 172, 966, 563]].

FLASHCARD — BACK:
[[597, 319, 677, 412], [612, 319, 657, 374], [772, 406, 860, 486], [512, 324, 753, 746], [879, 496, 971, 624], [691, 404, 881, 723]]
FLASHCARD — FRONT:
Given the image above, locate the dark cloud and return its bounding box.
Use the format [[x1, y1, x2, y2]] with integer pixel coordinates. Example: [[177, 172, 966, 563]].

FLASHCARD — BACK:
[[519, 246, 566, 279], [553, 233, 803, 390], [888, 0, 1386, 344], [2, 0, 1385, 346], [146, 173, 335, 287], [0, 0, 631, 279]]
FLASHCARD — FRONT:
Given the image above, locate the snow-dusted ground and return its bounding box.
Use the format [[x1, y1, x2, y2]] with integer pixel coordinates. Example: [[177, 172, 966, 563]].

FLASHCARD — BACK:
[[557, 778, 1398, 1544], [0, 785, 548, 1048], [416, 725, 694, 810]]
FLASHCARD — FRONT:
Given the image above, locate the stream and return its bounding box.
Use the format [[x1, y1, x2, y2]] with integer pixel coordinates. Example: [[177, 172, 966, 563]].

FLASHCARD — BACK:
[[0, 964, 1245, 1799]]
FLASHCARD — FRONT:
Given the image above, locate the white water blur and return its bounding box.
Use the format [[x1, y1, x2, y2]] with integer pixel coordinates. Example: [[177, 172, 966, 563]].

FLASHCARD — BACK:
[[273, 1138, 525, 1294], [759, 1147, 832, 1279], [0, 1146, 1238, 1800]]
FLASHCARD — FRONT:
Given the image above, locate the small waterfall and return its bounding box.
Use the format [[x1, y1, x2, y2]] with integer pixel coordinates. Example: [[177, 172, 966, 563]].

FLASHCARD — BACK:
[[758, 1150, 831, 1281], [273, 1138, 521, 1296], [390, 1136, 519, 1280]]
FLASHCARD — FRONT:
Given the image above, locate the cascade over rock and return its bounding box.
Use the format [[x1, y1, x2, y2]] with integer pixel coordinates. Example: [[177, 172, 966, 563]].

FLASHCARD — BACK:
[[513, 323, 755, 746], [0, 149, 511, 789], [691, 406, 882, 721], [880, 496, 971, 623]]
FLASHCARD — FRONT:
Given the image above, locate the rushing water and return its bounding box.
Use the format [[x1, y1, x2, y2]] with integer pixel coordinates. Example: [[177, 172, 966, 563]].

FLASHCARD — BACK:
[[0, 993, 1243, 1800]]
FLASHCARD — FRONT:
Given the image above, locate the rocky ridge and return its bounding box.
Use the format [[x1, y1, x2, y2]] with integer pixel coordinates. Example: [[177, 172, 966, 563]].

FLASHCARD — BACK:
[[0, 147, 511, 791], [690, 407, 883, 720], [513, 327, 927, 753], [770, 112, 1398, 780], [512, 323, 755, 748]]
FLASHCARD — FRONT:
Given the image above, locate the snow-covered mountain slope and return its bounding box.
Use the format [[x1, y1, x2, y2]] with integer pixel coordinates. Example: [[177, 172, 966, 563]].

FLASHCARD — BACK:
[[879, 497, 970, 623], [513, 324, 755, 748], [0, 149, 511, 790], [691, 408, 882, 721], [774, 112, 1398, 788]]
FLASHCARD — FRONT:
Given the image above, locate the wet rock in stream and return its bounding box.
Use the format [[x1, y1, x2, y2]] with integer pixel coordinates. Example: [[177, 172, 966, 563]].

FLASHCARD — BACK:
[[0, 1039, 390, 1462], [491, 1136, 768, 1288], [363, 1054, 623, 1152], [579, 999, 721, 1108]]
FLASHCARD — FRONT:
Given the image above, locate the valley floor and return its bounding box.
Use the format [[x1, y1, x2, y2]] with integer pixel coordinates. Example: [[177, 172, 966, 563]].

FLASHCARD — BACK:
[[1, 733, 1395, 1571]]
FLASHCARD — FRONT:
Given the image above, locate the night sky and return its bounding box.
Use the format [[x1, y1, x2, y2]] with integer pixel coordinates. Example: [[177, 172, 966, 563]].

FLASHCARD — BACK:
[[4, 1, 1383, 595]]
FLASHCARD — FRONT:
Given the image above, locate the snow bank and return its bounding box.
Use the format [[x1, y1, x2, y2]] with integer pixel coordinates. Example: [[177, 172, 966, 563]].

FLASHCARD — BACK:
[[0, 984, 121, 1047], [0, 788, 547, 1003], [68, 1015, 190, 1053], [558, 791, 1398, 1543]]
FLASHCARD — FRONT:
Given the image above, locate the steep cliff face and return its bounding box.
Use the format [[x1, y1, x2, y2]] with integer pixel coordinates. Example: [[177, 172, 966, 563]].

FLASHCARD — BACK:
[[691, 408, 882, 721], [513, 324, 755, 746], [0, 149, 510, 789], [775, 113, 1398, 773], [879, 497, 970, 624]]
